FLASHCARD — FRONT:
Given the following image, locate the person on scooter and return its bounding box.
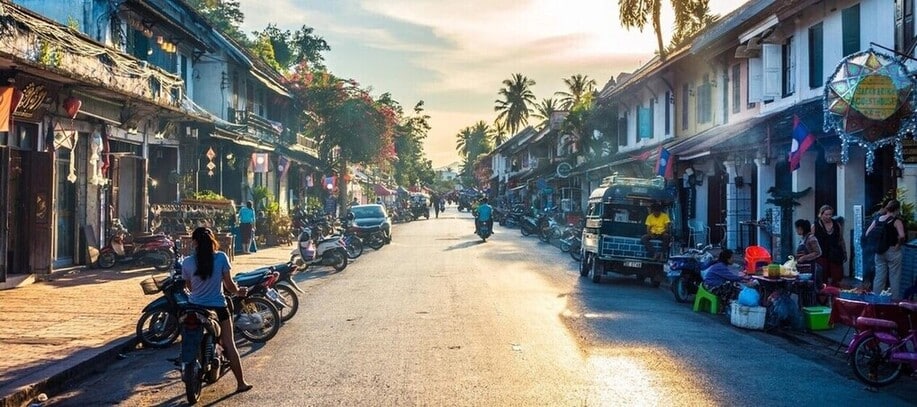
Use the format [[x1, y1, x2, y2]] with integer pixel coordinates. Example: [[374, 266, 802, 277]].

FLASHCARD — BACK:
[[701, 249, 751, 307], [182, 227, 253, 394], [475, 197, 493, 235]]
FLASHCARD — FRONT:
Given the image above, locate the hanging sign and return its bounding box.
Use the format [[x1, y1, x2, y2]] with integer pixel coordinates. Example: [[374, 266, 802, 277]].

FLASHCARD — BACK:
[[823, 48, 917, 172]]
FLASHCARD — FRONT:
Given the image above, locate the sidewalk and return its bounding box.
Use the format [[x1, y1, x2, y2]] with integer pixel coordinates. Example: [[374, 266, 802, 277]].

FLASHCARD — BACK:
[[0, 245, 294, 407]]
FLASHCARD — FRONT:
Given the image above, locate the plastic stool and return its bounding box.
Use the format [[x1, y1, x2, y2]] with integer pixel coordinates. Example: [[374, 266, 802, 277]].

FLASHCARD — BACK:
[[744, 245, 772, 274], [693, 284, 721, 314]]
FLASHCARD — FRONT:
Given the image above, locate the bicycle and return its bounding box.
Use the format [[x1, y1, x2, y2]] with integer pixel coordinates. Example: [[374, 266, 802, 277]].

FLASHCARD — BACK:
[[846, 301, 917, 387]]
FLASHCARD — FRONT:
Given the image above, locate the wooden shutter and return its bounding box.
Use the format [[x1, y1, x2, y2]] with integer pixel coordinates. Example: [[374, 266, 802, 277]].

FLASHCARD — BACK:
[[617, 117, 628, 146], [762, 44, 782, 101], [638, 107, 652, 139], [809, 23, 824, 88], [110, 156, 120, 225], [748, 57, 763, 103], [28, 151, 52, 275], [0, 147, 7, 282], [664, 91, 671, 135], [842, 4, 861, 57]]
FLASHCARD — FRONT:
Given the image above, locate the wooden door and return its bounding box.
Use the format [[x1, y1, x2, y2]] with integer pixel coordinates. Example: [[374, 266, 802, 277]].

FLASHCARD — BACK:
[[707, 164, 727, 245], [28, 151, 52, 275], [109, 156, 120, 227], [0, 147, 7, 282]]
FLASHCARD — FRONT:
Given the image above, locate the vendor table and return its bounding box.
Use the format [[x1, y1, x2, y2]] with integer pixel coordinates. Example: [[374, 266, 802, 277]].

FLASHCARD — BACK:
[[751, 275, 816, 307], [829, 298, 914, 336]]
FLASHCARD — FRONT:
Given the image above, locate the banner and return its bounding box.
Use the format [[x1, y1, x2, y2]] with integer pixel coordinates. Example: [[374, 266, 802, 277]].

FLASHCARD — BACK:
[[0, 87, 14, 132], [251, 152, 269, 173]]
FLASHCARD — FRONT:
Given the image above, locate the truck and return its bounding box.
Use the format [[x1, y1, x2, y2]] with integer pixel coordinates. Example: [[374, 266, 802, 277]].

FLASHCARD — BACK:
[[580, 174, 678, 286]]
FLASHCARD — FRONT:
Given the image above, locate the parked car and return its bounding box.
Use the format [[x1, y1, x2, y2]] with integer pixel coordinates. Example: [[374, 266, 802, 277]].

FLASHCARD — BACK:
[[349, 204, 392, 244]]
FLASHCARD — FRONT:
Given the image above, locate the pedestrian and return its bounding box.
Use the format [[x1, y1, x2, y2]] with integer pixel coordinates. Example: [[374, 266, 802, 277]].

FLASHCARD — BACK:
[[237, 201, 255, 254], [182, 227, 253, 394], [813, 205, 847, 287], [794, 219, 823, 284], [865, 200, 906, 299], [432, 194, 440, 218]]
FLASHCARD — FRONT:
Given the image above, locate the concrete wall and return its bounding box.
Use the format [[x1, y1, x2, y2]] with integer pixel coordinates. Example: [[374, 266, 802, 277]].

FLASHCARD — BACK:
[[193, 56, 229, 120]]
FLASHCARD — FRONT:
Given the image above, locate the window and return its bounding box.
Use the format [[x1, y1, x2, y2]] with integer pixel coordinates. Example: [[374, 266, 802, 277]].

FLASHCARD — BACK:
[[843, 4, 861, 56], [895, 0, 914, 54], [681, 84, 689, 130], [617, 116, 628, 146], [638, 104, 653, 139], [748, 57, 761, 107], [697, 75, 712, 124], [664, 91, 671, 135], [808, 23, 824, 88], [732, 64, 741, 113], [782, 36, 795, 97]]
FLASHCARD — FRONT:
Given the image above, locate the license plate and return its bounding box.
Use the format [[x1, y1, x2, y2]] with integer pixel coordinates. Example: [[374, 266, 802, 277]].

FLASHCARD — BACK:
[[266, 289, 280, 300], [624, 261, 642, 268]]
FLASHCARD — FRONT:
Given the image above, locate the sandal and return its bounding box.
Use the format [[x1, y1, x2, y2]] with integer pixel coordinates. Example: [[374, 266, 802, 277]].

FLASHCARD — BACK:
[[236, 384, 253, 393]]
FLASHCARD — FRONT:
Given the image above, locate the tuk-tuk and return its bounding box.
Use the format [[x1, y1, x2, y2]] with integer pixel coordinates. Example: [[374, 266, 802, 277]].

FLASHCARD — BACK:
[[409, 193, 430, 220], [581, 175, 677, 286]]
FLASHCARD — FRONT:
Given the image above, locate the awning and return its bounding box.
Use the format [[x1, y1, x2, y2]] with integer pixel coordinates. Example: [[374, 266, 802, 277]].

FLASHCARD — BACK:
[[374, 184, 394, 196], [210, 128, 275, 151], [667, 115, 770, 159]]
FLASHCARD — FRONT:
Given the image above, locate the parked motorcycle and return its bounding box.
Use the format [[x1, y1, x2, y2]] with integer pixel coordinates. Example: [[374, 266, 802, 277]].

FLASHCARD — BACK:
[[99, 220, 173, 271], [232, 269, 292, 324], [294, 227, 348, 271], [136, 254, 185, 348], [539, 212, 562, 243], [519, 211, 539, 237], [666, 245, 718, 303], [179, 305, 230, 404]]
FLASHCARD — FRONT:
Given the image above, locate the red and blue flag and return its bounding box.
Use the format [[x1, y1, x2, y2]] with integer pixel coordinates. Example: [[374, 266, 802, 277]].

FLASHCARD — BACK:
[[655, 147, 674, 179], [789, 115, 815, 172]]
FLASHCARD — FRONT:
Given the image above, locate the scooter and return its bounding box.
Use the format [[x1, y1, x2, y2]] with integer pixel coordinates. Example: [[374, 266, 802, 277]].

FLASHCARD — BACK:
[[666, 245, 718, 303], [476, 218, 492, 242], [293, 226, 348, 272], [99, 220, 174, 271], [179, 304, 229, 405]]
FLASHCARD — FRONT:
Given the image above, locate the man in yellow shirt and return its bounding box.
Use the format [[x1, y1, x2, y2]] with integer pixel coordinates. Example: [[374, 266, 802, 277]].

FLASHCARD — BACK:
[[641, 203, 671, 261]]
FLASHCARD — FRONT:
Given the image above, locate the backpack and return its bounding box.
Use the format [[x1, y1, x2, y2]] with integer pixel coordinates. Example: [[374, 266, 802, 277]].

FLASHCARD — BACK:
[[865, 215, 898, 255]]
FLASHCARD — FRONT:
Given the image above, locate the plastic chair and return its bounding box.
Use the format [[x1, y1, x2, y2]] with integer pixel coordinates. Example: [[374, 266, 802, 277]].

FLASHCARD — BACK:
[[693, 284, 720, 314], [687, 219, 710, 248], [744, 245, 772, 274]]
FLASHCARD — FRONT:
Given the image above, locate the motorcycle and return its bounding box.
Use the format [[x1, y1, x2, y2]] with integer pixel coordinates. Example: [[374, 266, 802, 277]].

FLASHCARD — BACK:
[[666, 245, 718, 303], [294, 226, 349, 271], [99, 220, 173, 271], [179, 305, 229, 404], [136, 251, 185, 348], [232, 269, 293, 324], [475, 217, 492, 242], [539, 212, 562, 243]]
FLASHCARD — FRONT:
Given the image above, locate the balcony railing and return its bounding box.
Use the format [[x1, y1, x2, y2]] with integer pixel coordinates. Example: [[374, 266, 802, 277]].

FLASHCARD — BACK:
[[227, 107, 284, 142]]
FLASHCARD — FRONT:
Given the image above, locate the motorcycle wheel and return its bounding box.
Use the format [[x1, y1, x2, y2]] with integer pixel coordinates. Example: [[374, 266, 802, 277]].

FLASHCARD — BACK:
[[346, 237, 363, 259], [368, 236, 384, 250], [559, 240, 572, 252], [136, 309, 179, 348], [570, 246, 582, 262], [236, 297, 280, 343], [275, 284, 300, 322], [851, 334, 902, 387], [184, 363, 202, 405], [671, 277, 690, 303], [331, 250, 348, 271], [539, 228, 551, 243], [98, 252, 116, 269], [152, 249, 173, 271], [521, 226, 531, 236]]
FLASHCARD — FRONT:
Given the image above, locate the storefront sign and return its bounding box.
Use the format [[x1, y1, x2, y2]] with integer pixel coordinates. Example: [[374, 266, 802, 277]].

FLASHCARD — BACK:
[[14, 82, 48, 119], [850, 74, 900, 120]]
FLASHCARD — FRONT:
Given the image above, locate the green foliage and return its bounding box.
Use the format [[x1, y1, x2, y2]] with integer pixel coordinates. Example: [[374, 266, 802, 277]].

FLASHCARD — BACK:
[[37, 40, 61, 67], [251, 185, 271, 208], [252, 24, 331, 70], [765, 187, 812, 209], [455, 121, 494, 178], [185, 0, 251, 47], [668, 2, 719, 50], [393, 101, 435, 187], [874, 188, 917, 230], [494, 73, 537, 136], [618, 0, 713, 60], [66, 15, 79, 30], [250, 34, 282, 71], [555, 74, 596, 110], [192, 190, 228, 201], [262, 198, 290, 239], [532, 98, 561, 128]]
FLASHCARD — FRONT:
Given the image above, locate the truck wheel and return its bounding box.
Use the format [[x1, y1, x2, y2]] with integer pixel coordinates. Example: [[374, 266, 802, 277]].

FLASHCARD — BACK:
[[589, 259, 602, 283], [579, 254, 590, 276]]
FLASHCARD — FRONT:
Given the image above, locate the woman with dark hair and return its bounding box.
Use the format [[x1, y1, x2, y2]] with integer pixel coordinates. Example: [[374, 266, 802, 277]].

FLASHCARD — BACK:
[[701, 249, 747, 306], [814, 205, 847, 287], [795, 219, 823, 284], [181, 227, 253, 394], [238, 201, 255, 254]]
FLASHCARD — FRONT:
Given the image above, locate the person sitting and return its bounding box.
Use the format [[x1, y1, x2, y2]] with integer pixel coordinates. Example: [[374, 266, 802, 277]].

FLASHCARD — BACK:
[[641, 203, 672, 261], [475, 197, 493, 235], [702, 249, 749, 307]]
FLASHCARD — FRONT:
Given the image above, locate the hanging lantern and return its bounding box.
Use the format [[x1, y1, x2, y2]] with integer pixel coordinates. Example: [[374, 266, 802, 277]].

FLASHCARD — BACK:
[[62, 96, 81, 119]]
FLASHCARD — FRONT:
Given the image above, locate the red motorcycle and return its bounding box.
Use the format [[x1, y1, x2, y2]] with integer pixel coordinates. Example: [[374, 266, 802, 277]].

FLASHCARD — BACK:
[[99, 221, 174, 271]]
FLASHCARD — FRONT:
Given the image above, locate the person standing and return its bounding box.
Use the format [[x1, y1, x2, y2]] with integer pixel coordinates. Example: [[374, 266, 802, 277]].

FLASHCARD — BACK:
[[238, 201, 255, 254], [813, 205, 847, 287], [794, 219, 822, 284], [866, 200, 906, 299], [182, 227, 253, 394]]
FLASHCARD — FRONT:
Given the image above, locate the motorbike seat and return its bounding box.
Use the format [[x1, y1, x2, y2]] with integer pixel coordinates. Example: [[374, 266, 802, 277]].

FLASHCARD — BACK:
[[180, 306, 222, 336], [132, 234, 168, 243], [855, 316, 897, 331], [900, 301, 917, 314], [233, 270, 270, 287]]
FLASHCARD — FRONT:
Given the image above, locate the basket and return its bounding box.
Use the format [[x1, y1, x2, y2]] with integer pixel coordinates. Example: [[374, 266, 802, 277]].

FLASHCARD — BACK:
[[140, 277, 165, 295]]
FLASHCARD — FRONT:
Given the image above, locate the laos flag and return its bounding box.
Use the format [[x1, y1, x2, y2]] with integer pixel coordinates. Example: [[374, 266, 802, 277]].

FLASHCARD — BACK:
[[655, 147, 674, 179], [789, 115, 815, 172]]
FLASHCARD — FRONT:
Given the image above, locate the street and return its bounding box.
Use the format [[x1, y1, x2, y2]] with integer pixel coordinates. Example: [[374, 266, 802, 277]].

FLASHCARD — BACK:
[[46, 209, 915, 406]]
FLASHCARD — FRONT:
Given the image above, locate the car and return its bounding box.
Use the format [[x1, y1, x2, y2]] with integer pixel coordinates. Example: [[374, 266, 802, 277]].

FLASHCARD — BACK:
[[349, 204, 392, 244]]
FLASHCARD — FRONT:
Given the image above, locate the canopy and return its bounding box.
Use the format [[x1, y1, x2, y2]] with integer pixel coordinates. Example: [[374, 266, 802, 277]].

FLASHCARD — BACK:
[[374, 184, 393, 196]]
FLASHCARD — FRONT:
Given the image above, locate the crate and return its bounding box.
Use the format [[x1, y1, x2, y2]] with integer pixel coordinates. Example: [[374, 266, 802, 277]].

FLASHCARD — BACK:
[[730, 302, 766, 330], [802, 306, 833, 331]]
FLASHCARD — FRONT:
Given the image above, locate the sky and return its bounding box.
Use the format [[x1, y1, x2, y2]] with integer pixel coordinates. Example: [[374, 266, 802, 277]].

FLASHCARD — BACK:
[[237, 0, 746, 168]]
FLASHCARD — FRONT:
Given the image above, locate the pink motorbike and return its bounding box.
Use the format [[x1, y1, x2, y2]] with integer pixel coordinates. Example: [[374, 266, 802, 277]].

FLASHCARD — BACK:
[[846, 301, 917, 387]]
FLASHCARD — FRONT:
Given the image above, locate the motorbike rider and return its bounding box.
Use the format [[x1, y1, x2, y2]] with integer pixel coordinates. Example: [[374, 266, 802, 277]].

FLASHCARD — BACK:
[[181, 227, 253, 394], [475, 197, 493, 235]]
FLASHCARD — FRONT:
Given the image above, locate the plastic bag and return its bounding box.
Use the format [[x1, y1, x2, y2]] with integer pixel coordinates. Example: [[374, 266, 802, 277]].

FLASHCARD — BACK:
[[782, 256, 797, 273], [765, 292, 804, 330], [738, 287, 761, 306]]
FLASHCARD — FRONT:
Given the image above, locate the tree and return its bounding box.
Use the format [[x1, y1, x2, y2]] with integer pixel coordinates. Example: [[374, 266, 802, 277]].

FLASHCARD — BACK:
[[253, 24, 331, 70], [617, 0, 711, 60], [392, 101, 436, 187], [532, 98, 561, 128], [185, 0, 250, 47], [455, 121, 493, 178], [492, 120, 509, 146], [668, 2, 718, 50], [555, 74, 596, 110], [250, 34, 282, 71], [494, 73, 537, 137]]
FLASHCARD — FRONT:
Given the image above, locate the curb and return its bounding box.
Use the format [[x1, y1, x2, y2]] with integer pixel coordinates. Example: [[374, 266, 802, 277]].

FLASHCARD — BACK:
[[0, 335, 138, 407]]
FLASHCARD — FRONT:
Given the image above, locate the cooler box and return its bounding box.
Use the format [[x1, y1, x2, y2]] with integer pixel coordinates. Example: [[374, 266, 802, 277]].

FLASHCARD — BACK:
[[802, 306, 833, 331], [730, 302, 766, 330], [744, 246, 772, 274]]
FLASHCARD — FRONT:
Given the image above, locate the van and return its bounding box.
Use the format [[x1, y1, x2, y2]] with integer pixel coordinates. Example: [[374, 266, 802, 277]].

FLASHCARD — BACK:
[[581, 175, 677, 286]]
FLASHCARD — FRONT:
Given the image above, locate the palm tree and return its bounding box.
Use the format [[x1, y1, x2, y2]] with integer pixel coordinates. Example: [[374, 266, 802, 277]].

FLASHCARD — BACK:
[[618, 0, 712, 60], [455, 127, 474, 158], [532, 98, 561, 128], [492, 120, 509, 146], [556, 75, 596, 110], [494, 73, 537, 136]]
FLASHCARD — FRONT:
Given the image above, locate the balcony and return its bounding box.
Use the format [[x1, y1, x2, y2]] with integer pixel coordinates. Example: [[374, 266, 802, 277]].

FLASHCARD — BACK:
[[227, 107, 284, 142]]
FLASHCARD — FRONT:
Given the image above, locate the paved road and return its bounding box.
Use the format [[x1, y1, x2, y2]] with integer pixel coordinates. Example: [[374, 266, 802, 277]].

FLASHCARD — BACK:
[[46, 209, 916, 406]]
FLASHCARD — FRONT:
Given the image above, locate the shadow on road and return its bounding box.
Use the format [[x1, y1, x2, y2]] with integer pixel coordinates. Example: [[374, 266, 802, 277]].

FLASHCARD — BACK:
[[444, 240, 485, 251]]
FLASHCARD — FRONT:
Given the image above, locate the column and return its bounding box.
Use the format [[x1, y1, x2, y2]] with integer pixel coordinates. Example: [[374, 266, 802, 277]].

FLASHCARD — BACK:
[[755, 157, 775, 256], [724, 160, 737, 249]]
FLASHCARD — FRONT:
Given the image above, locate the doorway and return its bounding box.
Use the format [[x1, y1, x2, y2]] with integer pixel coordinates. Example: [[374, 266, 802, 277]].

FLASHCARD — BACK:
[[54, 147, 77, 267]]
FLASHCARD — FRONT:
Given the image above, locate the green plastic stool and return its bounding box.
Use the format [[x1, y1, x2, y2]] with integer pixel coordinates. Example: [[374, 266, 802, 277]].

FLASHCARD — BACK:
[[693, 284, 720, 314]]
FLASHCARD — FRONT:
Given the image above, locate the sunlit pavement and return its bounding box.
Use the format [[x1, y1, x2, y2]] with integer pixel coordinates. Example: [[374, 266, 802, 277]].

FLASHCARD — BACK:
[[46, 207, 915, 406]]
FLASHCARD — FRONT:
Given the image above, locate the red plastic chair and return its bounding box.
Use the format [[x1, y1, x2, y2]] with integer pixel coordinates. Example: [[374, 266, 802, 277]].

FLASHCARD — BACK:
[[744, 245, 772, 274]]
